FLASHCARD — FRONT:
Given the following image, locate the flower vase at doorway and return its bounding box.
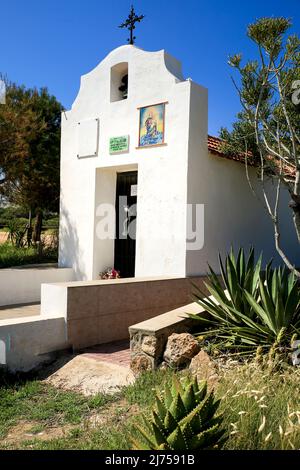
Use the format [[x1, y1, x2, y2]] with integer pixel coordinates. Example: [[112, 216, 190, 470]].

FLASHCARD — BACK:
[[99, 268, 121, 280]]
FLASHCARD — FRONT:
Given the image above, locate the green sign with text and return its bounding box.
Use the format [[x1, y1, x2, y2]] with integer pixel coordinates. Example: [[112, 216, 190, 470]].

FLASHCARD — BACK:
[[109, 135, 129, 154]]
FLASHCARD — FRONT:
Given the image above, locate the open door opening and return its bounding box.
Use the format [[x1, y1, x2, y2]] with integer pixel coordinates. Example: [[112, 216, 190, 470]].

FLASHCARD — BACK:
[[114, 171, 137, 277]]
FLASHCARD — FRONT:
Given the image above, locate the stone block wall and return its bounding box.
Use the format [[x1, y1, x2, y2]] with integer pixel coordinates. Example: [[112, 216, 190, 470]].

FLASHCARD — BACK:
[[129, 302, 206, 374]]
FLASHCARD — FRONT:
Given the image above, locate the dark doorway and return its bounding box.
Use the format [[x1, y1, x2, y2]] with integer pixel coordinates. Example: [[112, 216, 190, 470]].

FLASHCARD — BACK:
[[114, 171, 138, 277]]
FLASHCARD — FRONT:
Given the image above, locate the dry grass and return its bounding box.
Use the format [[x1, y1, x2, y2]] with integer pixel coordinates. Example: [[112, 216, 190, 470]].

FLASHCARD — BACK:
[[217, 360, 300, 449]]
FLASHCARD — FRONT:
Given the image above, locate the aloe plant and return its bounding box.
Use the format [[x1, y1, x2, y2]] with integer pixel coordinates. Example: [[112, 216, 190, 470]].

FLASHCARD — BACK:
[[130, 375, 226, 450], [191, 248, 300, 356]]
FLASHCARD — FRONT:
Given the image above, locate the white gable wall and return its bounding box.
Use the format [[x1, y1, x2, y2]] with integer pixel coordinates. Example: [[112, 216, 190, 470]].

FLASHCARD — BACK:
[[59, 45, 201, 280]]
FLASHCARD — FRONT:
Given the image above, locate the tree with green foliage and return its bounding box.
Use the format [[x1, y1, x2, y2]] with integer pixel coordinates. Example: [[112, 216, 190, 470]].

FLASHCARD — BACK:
[[0, 77, 63, 242], [220, 17, 300, 275]]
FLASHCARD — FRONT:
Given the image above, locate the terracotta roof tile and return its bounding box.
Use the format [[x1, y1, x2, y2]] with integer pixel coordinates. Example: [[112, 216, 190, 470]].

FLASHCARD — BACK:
[[207, 135, 224, 156], [207, 134, 251, 164], [208, 135, 295, 177]]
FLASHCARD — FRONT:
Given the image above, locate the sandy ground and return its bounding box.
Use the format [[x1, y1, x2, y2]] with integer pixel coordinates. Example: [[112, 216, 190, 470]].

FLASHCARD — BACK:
[[4, 421, 74, 445]]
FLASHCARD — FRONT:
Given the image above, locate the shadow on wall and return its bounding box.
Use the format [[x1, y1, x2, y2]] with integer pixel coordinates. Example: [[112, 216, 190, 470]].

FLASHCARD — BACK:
[[186, 155, 300, 275], [58, 205, 85, 280]]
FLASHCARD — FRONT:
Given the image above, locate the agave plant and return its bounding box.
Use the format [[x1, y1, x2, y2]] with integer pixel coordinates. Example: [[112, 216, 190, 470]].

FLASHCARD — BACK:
[[191, 248, 262, 353], [130, 375, 226, 450], [193, 247, 261, 318], [244, 265, 300, 346], [191, 248, 300, 356]]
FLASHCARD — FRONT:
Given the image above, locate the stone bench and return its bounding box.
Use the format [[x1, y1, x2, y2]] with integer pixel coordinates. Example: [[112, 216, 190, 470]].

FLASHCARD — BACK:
[[129, 302, 207, 372]]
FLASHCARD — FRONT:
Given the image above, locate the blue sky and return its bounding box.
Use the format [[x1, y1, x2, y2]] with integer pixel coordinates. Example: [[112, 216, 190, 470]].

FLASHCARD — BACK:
[[1, 0, 299, 135]]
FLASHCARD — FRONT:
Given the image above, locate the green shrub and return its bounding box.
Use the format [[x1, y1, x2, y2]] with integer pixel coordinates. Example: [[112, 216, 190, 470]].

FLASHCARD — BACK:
[[191, 248, 300, 357], [0, 243, 57, 268], [0, 207, 28, 227], [43, 217, 59, 229], [130, 375, 226, 450]]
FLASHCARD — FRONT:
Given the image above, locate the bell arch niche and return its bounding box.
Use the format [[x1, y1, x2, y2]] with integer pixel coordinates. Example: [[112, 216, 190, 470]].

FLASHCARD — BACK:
[[110, 62, 128, 102]]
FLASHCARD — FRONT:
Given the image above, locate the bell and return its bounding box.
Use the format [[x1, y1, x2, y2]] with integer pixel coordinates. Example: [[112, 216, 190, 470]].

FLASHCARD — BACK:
[[118, 74, 128, 99]]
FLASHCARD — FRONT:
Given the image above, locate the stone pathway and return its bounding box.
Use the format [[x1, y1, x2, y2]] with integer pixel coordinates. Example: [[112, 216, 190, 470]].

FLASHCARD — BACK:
[[0, 303, 40, 321], [81, 340, 130, 367]]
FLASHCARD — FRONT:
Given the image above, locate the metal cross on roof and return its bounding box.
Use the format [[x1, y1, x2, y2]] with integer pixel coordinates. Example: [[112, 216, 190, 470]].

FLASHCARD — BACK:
[[119, 5, 145, 45]]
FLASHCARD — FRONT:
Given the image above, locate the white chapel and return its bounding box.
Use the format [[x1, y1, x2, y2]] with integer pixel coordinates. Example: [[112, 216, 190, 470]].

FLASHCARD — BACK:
[[58, 45, 299, 281]]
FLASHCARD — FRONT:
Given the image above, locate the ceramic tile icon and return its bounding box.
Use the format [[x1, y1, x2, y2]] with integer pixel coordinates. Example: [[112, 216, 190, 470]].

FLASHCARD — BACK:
[[138, 103, 165, 147]]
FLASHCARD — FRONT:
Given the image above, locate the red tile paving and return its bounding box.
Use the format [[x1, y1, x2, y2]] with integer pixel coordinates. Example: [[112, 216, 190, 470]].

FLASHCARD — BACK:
[[80, 340, 131, 367]]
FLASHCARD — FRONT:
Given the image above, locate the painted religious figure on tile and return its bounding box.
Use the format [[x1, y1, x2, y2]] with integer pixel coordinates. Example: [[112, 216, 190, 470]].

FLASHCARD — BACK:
[[138, 103, 165, 147]]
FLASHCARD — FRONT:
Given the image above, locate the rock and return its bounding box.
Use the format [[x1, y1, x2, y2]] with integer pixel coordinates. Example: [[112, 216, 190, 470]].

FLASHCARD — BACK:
[[158, 361, 169, 370], [45, 355, 135, 396], [189, 350, 219, 387], [130, 333, 166, 360], [163, 333, 200, 368], [130, 333, 142, 355], [130, 354, 153, 375], [141, 335, 157, 357]]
